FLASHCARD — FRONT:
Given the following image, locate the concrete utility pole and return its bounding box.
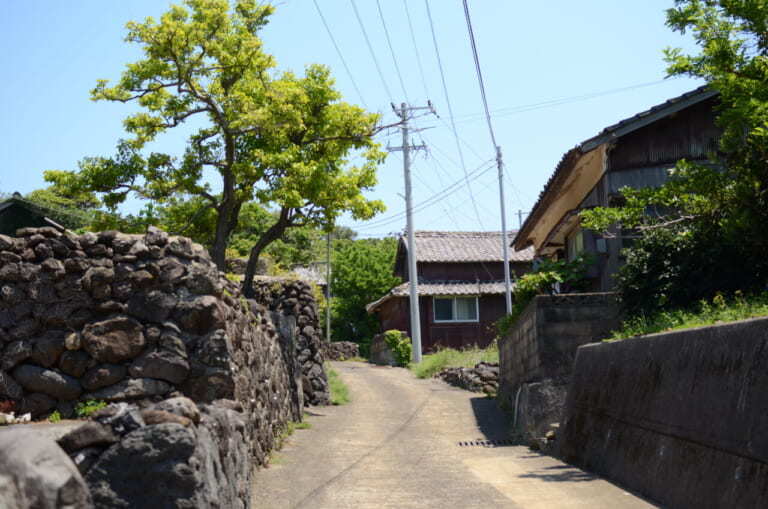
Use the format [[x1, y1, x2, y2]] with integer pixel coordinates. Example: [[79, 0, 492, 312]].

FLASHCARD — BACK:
[[496, 147, 513, 314], [389, 102, 432, 364], [325, 231, 331, 343]]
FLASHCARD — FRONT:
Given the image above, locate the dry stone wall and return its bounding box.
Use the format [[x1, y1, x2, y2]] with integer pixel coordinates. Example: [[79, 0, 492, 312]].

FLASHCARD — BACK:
[[0, 227, 317, 466], [248, 277, 329, 406]]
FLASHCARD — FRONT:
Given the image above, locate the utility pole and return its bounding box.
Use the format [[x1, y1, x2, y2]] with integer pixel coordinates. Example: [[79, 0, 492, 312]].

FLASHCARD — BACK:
[[496, 147, 513, 314], [325, 231, 331, 343], [389, 102, 432, 364]]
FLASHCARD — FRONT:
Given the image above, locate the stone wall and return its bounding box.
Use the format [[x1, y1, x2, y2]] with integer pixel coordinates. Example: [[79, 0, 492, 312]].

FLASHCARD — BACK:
[[559, 317, 768, 508], [323, 341, 359, 361], [369, 332, 396, 366], [0, 227, 315, 463], [498, 293, 620, 440], [249, 277, 329, 405]]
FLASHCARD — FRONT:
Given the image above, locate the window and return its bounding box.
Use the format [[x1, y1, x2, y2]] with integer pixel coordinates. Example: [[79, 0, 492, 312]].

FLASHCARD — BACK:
[[566, 229, 584, 261], [433, 297, 479, 322]]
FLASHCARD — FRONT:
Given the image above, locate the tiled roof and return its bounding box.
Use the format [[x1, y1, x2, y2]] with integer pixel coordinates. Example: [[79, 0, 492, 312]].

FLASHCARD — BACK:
[[405, 231, 534, 263], [366, 279, 513, 313], [514, 85, 718, 250]]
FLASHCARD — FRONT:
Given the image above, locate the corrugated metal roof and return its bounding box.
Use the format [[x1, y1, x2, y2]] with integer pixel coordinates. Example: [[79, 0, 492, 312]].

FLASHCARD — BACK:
[[404, 231, 534, 263], [366, 279, 513, 313]]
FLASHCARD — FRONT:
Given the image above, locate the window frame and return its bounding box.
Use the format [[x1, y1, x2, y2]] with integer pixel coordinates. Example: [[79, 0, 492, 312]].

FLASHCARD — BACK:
[[432, 296, 480, 323]]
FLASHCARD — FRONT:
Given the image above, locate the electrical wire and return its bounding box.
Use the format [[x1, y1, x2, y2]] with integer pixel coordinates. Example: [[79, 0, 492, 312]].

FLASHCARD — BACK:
[[453, 78, 681, 124], [424, 0, 485, 229], [462, 0, 499, 150], [313, 0, 369, 110], [352, 159, 495, 231], [376, 0, 410, 104], [403, 0, 430, 100], [350, 0, 394, 104]]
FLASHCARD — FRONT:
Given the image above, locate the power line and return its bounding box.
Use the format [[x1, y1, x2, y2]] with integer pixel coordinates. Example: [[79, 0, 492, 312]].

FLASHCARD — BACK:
[[313, 0, 369, 110], [376, 0, 410, 104], [462, 0, 499, 149], [350, 0, 394, 104], [353, 159, 495, 231], [424, 0, 485, 229], [454, 78, 681, 123], [403, 0, 430, 100]]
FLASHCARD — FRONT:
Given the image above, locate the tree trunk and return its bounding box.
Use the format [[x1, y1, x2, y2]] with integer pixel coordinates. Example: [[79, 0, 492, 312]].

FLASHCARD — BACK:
[[211, 204, 234, 271], [242, 208, 291, 297]]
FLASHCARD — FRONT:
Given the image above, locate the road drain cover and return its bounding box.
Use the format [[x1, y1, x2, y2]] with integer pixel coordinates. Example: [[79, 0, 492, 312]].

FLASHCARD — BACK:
[[458, 439, 512, 448]]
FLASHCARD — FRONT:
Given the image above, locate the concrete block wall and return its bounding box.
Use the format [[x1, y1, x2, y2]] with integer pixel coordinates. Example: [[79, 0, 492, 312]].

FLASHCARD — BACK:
[[498, 292, 620, 409], [559, 317, 768, 508]]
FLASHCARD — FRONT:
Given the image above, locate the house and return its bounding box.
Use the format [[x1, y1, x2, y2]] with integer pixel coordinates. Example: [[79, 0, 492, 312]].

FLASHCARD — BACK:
[[513, 86, 721, 291], [0, 192, 68, 236], [367, 231, 534, 352]]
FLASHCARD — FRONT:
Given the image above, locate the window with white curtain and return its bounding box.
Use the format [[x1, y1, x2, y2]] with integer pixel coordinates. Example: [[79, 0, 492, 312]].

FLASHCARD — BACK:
[[433, 296, 479, 322]]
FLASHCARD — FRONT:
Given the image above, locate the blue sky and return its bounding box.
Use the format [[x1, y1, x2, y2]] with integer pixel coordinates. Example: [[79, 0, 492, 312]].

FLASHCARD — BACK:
[[0, 1, 702, 237]]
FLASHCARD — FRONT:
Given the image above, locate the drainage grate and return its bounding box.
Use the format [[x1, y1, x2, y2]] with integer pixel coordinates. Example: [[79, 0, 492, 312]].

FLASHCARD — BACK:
[[458, 439, 512, 448]]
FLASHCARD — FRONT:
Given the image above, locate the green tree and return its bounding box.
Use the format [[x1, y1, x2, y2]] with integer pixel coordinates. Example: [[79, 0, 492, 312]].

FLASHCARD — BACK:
[[581, 0, 768, 314], [330, 238, 400, 348], [49, 0, 388, 295]]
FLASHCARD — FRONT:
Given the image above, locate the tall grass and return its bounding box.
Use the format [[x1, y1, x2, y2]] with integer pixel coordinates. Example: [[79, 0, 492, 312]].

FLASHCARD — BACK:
[[409, 343, 499, 379], [325, 364, 350, 405], [611, 291, 768, 340]]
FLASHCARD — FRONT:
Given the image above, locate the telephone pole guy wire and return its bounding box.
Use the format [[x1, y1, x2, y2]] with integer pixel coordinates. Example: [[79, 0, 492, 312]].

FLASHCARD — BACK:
[[462, 0, 513, 314]]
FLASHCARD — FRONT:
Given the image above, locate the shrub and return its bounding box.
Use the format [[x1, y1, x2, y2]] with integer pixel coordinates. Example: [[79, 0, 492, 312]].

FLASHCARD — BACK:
[[383, 329, 412, 367], [496, 255, 592, 336], [75, 400, 107, 418], [409, 343, 499, 379], [48, 411, 62, 423]]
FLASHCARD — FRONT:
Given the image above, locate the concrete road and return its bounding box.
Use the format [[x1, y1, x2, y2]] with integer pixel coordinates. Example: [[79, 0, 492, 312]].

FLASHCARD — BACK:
[[252, 361, 655, 509]]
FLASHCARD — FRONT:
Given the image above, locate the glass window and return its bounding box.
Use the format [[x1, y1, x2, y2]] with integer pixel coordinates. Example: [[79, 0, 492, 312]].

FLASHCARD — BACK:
[[433, 296, 479, 322], [455, 297, 478, 321], [434, 298, 453, 321]]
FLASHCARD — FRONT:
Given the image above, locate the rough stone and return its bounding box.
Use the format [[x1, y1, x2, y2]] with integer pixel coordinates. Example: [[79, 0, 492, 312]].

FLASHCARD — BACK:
[[129, 349, 190, 385], [30, 331, 66, 368], [140, 409, 193, 427], [127, 290, 178, 323], [0, 428, 93, 509], [81, 364, 128, 391], [92, 402, 145, 436], [82, 316, 145, 363], [174, 296, 226, 335], [1, 340, 32, 371], [19, 392, 57, 417], [59, 351, 91, 378], [151, 396, 201, 424], [83, 378, 171, 401], [58, 421, 120, 453], [13, 364, 82, 400], [0, 370, 23, 399]]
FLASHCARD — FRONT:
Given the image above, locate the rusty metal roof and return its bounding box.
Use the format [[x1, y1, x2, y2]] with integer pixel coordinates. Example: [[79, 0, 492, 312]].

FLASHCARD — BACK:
[[403, 231, 534, 263]]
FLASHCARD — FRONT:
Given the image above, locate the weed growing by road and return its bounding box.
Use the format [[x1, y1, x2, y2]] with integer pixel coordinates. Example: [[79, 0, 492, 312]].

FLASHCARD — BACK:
[[48, 411, 62, 423], [75, 400, 107, 418], [610, 291, 768, 340], [409, 343, 499, 379], [326, 364, 350, 405]]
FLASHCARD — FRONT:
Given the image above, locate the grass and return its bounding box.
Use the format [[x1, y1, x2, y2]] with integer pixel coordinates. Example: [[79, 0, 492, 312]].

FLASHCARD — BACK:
[[610, 291, 768, 340], [409, 343, 499, 379], [75, 399, 106, 418], [339, 356, 368, 363], [268, 414, 313, 465], [326, 363, 351, 405]]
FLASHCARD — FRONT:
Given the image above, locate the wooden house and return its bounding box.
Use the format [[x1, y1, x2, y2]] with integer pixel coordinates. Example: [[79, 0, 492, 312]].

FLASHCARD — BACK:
[[0, 193, 68, 236], [367, 231, 533, 352], [513, 86, 721, 291]]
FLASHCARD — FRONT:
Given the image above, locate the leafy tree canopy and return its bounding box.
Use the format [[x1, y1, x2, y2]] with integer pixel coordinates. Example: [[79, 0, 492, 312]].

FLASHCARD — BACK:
[[330, 237, 400, 349], [48, 0, 387, 294], [581, 0, 768, 314]]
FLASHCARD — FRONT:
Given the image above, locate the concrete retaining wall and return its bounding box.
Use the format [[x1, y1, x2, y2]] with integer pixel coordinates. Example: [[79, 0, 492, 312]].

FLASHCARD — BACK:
[[559, 317, 768, 508], [498, 293, 619, 439]]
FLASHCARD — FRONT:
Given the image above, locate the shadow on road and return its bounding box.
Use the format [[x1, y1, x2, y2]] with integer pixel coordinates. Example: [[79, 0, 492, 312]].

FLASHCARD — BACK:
[[517, 464, 597, 483], [469, 396, 512, 442]]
